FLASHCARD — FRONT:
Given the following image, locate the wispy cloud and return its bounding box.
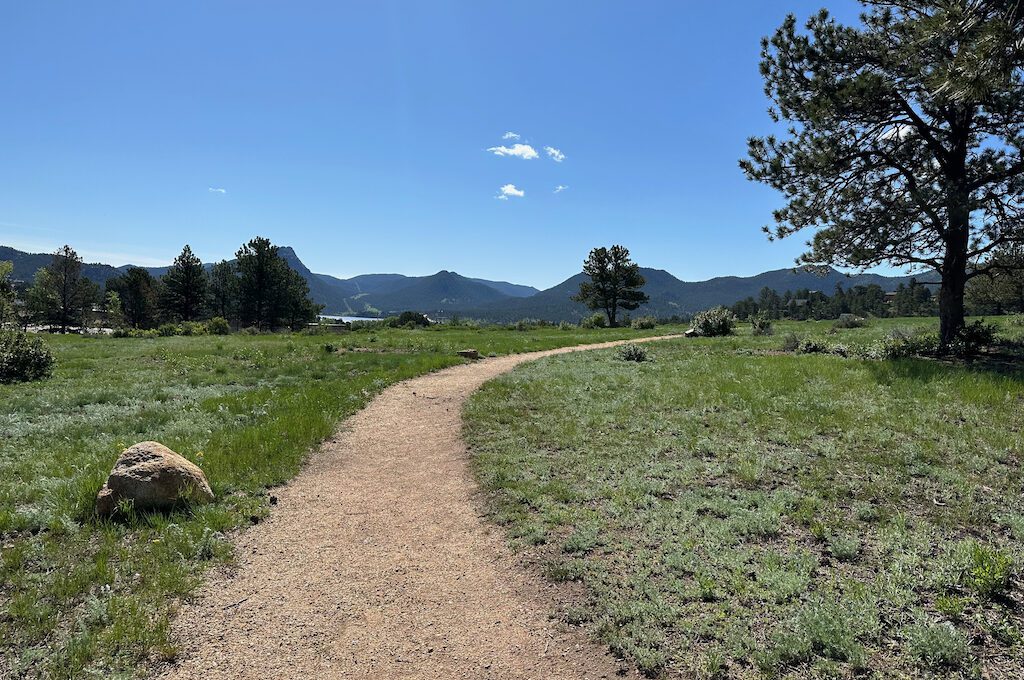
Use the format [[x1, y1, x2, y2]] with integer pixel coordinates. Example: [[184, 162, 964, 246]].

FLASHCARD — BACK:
[[554, 185, 568, 193], [502, 131, 520, 140], [486, 143, 539, 160], [208, 187, 227, 194], [544, 146, 565, 162], [496, 183, 525, 200]]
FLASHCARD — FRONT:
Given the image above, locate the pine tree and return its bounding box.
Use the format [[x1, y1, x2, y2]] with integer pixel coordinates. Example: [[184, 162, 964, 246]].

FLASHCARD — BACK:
[[572, 245, 649, 327], [742, 1, 1024, 347], [161, 245, 207, 321]]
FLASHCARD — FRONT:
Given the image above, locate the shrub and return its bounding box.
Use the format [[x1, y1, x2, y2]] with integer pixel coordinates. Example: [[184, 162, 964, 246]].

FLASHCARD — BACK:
[[0, 331, 55, 383], [947, 319, 998, 356], [580, 313, 606, 329], [905, 622, 968, 669], [1009, 314, 1024, 327], [511, 318, 543, 331], [616, 343, 649, 362], [797, 338, 830, 354], [780, 332, 801, 352], [322, 343, 336, 353], [963, 542, 1013, 599], [833, 313, 867, 329], [178, 321, 207, 336], [750, 313, 774, 336], [558, 321, 575, 331], [350, 319, 383, 331], [240, 326, 260, 336], [871, 327, 939, 359], [691, 307, 735, 337], [631, 316, 657, 330], [157, 323, 179, 337], [206, 317, 231, 335], [388, 311, 430, 328]]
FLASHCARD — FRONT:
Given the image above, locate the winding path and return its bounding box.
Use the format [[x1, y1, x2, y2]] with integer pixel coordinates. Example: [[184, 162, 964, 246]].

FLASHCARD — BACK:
[[164, 335, 678, 680]]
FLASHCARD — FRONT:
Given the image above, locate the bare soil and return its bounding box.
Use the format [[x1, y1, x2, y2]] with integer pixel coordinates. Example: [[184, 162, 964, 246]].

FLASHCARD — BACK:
[[162, 336, 678, 680]]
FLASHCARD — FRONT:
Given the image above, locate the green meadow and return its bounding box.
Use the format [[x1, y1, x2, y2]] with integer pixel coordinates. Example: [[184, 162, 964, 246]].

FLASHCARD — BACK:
[[0, 324, 668, 678], [465, 317, 1024, 678]]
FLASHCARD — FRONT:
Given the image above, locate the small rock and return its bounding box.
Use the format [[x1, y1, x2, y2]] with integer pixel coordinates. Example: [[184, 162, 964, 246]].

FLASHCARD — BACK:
[[96, 441, 213, 516], [457, 349, 481, 359], [684, 328, 699, 338]]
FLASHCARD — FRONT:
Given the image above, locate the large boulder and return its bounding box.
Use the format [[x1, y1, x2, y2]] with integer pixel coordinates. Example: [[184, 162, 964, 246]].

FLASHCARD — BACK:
[[96, 441, 214, 516]]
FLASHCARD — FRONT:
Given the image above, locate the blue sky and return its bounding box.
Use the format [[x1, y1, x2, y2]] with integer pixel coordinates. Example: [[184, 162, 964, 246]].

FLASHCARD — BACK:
[[0, 1, 869, 289]]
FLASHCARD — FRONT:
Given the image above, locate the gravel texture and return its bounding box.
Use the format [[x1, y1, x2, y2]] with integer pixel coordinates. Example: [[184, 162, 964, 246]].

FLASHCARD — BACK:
[[163, 336, 678, 679]]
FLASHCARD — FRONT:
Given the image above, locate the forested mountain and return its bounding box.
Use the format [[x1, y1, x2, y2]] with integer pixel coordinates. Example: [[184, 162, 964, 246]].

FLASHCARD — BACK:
[[1, 244, 936, 321]]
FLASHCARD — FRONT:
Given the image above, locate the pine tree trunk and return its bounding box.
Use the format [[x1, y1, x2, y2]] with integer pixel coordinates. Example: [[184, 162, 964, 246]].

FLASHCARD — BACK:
[[938, 219, 969, 349]]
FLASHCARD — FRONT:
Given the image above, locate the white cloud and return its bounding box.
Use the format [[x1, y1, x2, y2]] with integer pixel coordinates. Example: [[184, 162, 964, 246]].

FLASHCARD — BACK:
[[486, 143, 539, 160], [496, 183, 525, 200], [554, 185, 568, 193], [502, 131, 520, 140], [544, 146, 565, 162], [878, 124, 915, 142], [208, 187, 227, 194]]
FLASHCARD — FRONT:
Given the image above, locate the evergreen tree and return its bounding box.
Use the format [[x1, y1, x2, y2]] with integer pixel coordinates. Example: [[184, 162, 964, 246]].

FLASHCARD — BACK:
[[107, 267, 161, 329], [572, 245, 649, 327], [25, 245, 96, 333], [161, 245, 207, 321], [742, 2, 1024, 347], [236, 237, 289, 330], [208, 260, 238, 322], [0, 261, 14, 326]]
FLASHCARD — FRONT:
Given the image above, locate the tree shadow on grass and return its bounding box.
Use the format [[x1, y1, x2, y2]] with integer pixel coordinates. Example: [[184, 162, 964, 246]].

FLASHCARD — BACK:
[[865, 344, 1024, 386]]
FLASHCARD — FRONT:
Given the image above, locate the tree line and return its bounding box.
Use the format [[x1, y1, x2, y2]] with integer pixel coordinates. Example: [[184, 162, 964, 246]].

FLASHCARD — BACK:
[[1, 237, 321, 333]]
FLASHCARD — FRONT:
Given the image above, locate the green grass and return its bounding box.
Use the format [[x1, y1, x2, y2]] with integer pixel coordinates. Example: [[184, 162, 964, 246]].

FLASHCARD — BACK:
[[0, 323, 670, 678], [465, 317, 1024, 678]]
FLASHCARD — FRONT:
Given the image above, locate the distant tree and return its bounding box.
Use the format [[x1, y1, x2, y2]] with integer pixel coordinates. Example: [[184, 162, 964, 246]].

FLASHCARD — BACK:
[[107, 267, 161, 329], [25, 245, 97, 333], [105, 291, 126, 330], [0, 261, 14, 326], [208, 260, 238, 322], [236, 237, 288, 330], [281, 267, 322, 330], [572, 245, 649, 327], [742, 2, 1024, 348], [966, 244, 1024, 314], [161, 245, 207, 321]]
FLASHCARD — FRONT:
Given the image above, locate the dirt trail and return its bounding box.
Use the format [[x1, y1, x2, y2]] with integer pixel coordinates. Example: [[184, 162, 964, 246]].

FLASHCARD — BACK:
[[164, 335, 679, 680]]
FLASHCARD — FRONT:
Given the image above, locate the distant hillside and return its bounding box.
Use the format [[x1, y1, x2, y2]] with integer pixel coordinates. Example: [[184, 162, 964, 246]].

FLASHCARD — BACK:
[[342, 271, 515, 316], [0, 245, 538, 316], [463, 266, 940, 323], [1, 244, 937, 321]]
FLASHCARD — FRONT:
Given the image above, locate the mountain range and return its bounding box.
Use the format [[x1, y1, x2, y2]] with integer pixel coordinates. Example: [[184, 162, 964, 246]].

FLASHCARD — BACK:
[[1, 244, 937, 322]]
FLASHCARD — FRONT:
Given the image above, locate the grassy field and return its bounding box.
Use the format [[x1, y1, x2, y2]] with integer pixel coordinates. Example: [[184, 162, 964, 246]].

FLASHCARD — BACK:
[[465, 317, 1024, 678], [0, 323, 674, 679]]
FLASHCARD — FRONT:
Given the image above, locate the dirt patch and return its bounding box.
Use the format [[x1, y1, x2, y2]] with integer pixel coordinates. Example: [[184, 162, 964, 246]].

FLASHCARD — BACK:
[[161, 336, 679, 679]]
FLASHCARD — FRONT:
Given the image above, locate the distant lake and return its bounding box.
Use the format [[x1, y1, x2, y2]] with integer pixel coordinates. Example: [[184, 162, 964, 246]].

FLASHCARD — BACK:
[[319, 315, 382, 323]]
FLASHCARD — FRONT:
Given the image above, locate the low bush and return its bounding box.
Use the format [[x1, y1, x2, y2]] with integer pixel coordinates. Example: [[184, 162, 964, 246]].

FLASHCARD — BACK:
[[387, 311, 430, 328], [350, 319, 384, 331], [797, 338, 830, 354], [750, 313, 774, 336], [206, 317, 231, 335], [780, 332, 801, 352], [631, 316, 657, 330], [0, 330, 55, 383], [558, 321, 575, 331], [948, 320, 998, 356], [833, 314, 867, 329], [157, 323, 179, 337], [580, 313, 606, 329], [616, 343, 649, 362], [240, 326, 260, 336], [905, 622, 968, 669], [691, 307, 735, 337], [870, 328, 939, 359], [178, 321, 207, 337]]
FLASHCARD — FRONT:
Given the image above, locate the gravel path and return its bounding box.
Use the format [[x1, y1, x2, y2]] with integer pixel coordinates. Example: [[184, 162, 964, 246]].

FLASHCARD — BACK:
[[163, 336, 678, 680]]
